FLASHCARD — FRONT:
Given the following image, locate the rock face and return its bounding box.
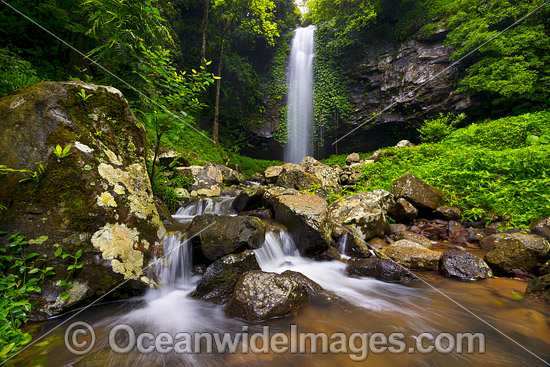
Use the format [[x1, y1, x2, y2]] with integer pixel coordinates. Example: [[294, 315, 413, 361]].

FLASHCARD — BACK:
[[300, 156, 341, 194], [376, 246, 441, 270], [391, 174, 443, 210], [187, 214, 266, 261], [484, 233, 550, 275], [175, 165, 223, 197], [439, 251, 493, 280], [192, 250, 260, 304], [271, 194, 332, 256], [346, 258, 415, 283], [0, 82, 164, 320], [525, 274, 550, 304], [328, 190, 393, 241], [225, 271, 310, 320]]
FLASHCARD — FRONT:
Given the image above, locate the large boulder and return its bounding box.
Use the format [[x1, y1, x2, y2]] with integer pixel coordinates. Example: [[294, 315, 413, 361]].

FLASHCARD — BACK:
[[300, 156, 341, 194], [264, 165, 284, 183], [484, 233, 550, 275], [390, 174, 443, 210], [271, 194, 332, 256], [524, 274, 550, 304], [225, 270, 310, 320], [187, 214, 266, 261], [232, 185, 266, 212], [376, 246, 441, 270], [540, 261, 550, 276], [439, 250, 493, 280], [394, 231, 432, 249], [215, 165, 245, 186], [530, 217, 550, 241], [346, 153, 360, 165], [0, 82, 164, 320], [346, 258, 416, 283], [175, 165, 223, 197], [389, 198, 418, 221], [328, 190, 393, 241], [276, 164, 322, 192], [192, 250, 260, 304]]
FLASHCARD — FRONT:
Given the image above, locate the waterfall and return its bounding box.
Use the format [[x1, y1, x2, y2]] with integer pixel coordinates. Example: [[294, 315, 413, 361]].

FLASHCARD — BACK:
[[285, 25, 315, 164]]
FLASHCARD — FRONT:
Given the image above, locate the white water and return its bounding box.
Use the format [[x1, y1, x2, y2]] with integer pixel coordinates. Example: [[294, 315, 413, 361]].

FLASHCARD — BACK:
[[285, 25, 315, 164]]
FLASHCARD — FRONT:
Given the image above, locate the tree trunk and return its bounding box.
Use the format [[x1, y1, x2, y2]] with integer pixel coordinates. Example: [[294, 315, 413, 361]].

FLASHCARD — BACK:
[[213, 40, 224, 145], [200, 0, 210, 67]]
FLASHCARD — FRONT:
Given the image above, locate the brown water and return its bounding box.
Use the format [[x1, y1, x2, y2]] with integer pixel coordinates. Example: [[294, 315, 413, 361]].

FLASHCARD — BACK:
[[7, 266, 550, 367]]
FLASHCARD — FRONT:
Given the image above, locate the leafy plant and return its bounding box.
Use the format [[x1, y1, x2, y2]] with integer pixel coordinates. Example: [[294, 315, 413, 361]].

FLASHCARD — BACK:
[[52, 144, 72, 159], [418, 113, 465, 143], [76, 88, 92, 101], [54, 247, 83, 301], [18, 162, 45, 183]]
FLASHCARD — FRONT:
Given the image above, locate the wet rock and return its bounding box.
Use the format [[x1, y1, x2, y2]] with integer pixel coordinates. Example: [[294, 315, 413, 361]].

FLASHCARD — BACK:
[[524, 274, 550, 304], [389, 198, 418, 220], [540, 261, 550, 276], [314, 246, 342, 261], [187, 214, 266, 261], [368, 237, 389, 249], [216, 165, 245, 186], [346, 258, 416, 283], [436, 206, 461, 221], [237, 209, 273, 221], [248, 172, 264, 183], [263, 186, 301, 203], [448, 221, 465, 239], [271, 194, 332, 256], [328, 190, 393, 241], [282, 270, 323, 293], [175, 165, 223, 197], [394, 231, 432, 249], [337, 229, 372, 258], [376, 246, 441, 270], [264, 165, 284, 183], [346, 153, 361, 164], [391, 239, 427, 249], [390, 174, 443, 210], [439, 250, 493, 280], [225, 271, 310, 321], [484, 233, 550, 275], [192, 250, 260, 304], [300, 156, 341, 194], [0, 82, 164, 320], [530, 217, 550, 241], [389, 223, 408, 235], [276, 166, 322, 192], [232, 185, 266, 212]]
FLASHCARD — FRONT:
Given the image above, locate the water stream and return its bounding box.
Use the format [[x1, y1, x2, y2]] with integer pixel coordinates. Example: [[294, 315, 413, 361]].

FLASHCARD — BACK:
[[11, 200, 550, 366], [285, 26, 316, 164]]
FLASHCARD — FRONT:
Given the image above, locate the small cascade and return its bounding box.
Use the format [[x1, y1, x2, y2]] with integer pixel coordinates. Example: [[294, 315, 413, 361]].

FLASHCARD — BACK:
[[172, 197, 235, 222], [254, 230, 300, 270]]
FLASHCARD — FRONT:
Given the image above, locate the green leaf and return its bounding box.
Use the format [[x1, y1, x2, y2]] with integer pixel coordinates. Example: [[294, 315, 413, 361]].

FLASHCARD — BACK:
[[55, 247, 62, 257], [33, 236, 48, 245], [0, 343, 15, 356], [28, 268, 39, 274], [75, 249, 83, 259]]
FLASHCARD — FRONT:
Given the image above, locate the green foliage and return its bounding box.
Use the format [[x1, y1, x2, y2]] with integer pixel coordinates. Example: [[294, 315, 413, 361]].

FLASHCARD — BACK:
[[226, 153, 283, 177], [52, 144, 72, 159], [418, 113, 465, 143], [0, 48, 41, 95], [352, 111, 550, 227], [1, 163, 46, 184], [0, 232, 55, 361], [76, 89, 92, 102], [54, 247, 83, 301]]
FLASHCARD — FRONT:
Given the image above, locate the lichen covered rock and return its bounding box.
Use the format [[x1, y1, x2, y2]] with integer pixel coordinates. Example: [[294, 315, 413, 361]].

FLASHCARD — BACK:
[[524, 274, 550, 304], [0, 82, 164, 320], [346, 258, 415, 283], [175, 165, 223, 197], [376, 246, 441, 270], [439, 250, 493, 280], [391, 174, 443, 210], [484, 233, 550, 275], [225, 270, 310, 320]]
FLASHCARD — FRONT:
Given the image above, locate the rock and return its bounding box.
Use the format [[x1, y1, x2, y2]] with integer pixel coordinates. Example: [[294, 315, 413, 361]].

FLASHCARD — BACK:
[[337, 229, 372, 258], [263, 186, 301, 203], [225, 271, 310, 320], [389, 198, 418, 220], [390, 174, 443, 210], [175, 165, 223, 197], [367, 150, 383, 162], [281, 270, 323, 293], [436, 206, 461, 221], [328, 190, 393, 241], [376, 246, 441, 270], [540, 261, 550, 276], [0, 82, 164, 320], [368, 237, 389, 249], [439, 250, 493, 280], [264, 165, 284, 183], [345, 153, 361, 165], [155, 148, 189, 168], [391, 239, 427, 249], [192, 250, 260, 304], [300, 156, 341, 194], [248, 172, 264, 183], [389, 223, 408, 235], [271, 194, 332, 256], [216, 165, 245, 186], [314, 246, 342, 261], [394, 231, 432, 249], [530, 217, 550, 241], [232, 185, 266, 212], [187, 214, 266, 261], [524, 274, 550, 304], [346, 258, 416, 283], [484, 233, 550, 275], [347, 172, 362, 184], [174, 188, 190, 200], [276, 167, 322, 192], [237, 209, 272, 221], [395, 140, 415, 148]]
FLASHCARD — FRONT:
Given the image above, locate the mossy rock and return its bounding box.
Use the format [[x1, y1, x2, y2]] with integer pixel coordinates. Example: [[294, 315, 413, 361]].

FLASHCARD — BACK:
[[0, 82, 165, 320]]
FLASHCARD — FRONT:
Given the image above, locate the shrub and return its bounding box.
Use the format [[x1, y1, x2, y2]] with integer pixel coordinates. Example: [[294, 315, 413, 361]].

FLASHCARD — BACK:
[[418, 113, 465, 143]]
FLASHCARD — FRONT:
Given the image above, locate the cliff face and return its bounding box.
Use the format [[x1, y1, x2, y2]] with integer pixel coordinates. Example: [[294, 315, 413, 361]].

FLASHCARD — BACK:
[[322, 32, 481, 156]]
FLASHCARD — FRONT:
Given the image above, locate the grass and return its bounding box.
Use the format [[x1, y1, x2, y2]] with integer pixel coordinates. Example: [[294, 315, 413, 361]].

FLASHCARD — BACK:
[[323, 111, 550, 227]]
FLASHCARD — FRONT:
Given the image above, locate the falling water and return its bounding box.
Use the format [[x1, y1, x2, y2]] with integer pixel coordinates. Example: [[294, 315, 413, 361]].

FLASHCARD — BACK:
[[285, 25, 315, 164]]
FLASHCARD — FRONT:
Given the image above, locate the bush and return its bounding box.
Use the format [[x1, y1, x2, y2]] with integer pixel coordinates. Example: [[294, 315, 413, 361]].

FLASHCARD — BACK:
[[418, 113, 465, 143], [0, 48, 41, 95]]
